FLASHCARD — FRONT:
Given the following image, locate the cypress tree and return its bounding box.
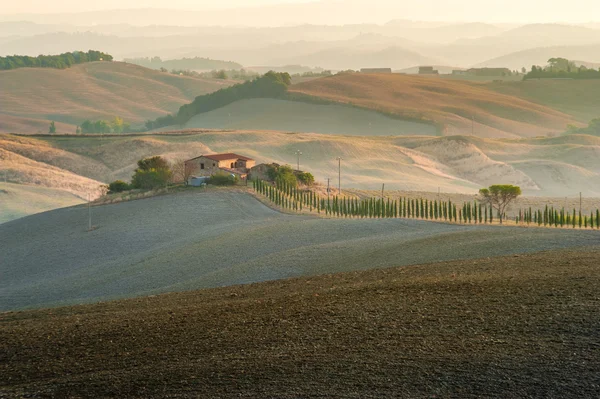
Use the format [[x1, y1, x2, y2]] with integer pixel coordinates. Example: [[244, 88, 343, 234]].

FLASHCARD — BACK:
[[579, 210, 583, 228], [489, 206, 493, 224], [597, 209, 600, 230], [572, 209, 576, 228]]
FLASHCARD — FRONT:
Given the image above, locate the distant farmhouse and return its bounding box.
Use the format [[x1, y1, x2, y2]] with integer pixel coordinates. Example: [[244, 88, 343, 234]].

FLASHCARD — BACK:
[[360, 68, 392, 74], [464, 68, 512, 76], [451, 69, 468, 75], [185, 153, 255, 182], [418, 66, 439, 75]]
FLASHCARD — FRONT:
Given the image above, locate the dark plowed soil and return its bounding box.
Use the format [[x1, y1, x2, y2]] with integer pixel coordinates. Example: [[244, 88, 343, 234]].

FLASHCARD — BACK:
[[2, 248, 600, 398]]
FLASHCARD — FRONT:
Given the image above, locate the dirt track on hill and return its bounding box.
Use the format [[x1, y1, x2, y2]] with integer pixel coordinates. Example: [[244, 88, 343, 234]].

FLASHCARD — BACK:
[[1, 248, 599, 398]]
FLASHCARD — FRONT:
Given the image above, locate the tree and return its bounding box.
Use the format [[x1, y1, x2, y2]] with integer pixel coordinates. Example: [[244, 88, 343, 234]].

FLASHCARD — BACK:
[[479, 185, 521, 224], [297, 172, 315, 186], [170, 158, 192, 185], [131, 156, 172, 189], [48, 121, 56, 134]]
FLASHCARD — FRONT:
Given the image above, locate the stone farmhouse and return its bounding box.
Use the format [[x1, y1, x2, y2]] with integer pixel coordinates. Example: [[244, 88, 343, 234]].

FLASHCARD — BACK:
[[185, 153, 255, 181]]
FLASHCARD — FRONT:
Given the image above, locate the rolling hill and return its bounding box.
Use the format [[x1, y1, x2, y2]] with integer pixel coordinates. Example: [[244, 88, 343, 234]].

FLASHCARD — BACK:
[[477, 44, 600, 70], [3, 129, 600, 225], [2, 189, 599, 311], [289, 73, 577, 138], [2, 247, 598, 397], [0, 61, 233, 133]]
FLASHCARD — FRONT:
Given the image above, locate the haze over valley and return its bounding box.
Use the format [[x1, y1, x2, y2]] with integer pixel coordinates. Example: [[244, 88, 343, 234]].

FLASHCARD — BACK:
[[2, 3, 600, 397]]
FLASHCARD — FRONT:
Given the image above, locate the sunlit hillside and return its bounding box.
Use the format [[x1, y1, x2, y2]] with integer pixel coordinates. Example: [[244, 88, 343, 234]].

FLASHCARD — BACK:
[[0, 62, 234, 133], [289, 73, 577, 138]]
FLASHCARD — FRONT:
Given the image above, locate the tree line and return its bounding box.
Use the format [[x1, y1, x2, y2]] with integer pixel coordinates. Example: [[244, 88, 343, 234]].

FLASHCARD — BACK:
[[524, 57, 600, 80], [254, 180, 600, 230], [144, 71, 292, 130], [0, 50, 113, 70]]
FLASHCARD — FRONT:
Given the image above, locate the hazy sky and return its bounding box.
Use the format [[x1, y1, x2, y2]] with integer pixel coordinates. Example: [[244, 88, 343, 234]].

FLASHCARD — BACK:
[[3, 0, 600, 24]]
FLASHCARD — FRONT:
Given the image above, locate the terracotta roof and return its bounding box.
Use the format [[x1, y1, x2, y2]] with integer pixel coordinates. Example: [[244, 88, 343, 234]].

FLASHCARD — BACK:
[[203, 153, 253, 161]]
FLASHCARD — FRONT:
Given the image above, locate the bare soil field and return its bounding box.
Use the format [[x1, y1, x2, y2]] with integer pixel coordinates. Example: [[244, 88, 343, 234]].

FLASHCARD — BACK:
[[1, 247, 599, 398], [2, 190, 600, 312], [0, 62, 232, 133]]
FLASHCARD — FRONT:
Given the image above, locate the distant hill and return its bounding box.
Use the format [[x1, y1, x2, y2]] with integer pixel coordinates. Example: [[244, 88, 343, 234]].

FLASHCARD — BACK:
[[476, 44, 600, 70], [289, 73, 575, 138], [123, 56, 243, 71], [0, 61, 233, 133]]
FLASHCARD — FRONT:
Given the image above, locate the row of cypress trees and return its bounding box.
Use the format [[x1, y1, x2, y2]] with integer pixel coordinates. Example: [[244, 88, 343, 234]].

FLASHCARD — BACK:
[[516, 206, 600, 229], [253, 180, 600, 229]]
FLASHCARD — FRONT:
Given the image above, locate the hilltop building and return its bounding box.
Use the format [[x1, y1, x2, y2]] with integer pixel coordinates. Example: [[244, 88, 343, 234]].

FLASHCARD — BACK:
[[360, 68, 392, 74], [466, 68, 511, 76], [185, 153, 255, 181], [418, 66, 439, 75]]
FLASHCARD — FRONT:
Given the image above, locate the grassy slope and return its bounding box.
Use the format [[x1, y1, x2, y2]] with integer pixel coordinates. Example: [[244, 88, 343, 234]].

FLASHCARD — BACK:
[[289, 73, 577, 138], [2, 189, 599, 311], [0, 182, 84, 224], [0, 62, 233, 133], [486, 79, 600, 123], [2, 130, 600, 224], [181, 98, 439, 136], [1, 247, 599, 397]]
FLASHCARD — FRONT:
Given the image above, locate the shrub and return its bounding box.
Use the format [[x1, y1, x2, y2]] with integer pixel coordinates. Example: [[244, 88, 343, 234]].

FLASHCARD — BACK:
[[208, 172, 238, 186], [297, 172, 315, 186], [108, 180, 129, 193], [131, 156, 172, 189]]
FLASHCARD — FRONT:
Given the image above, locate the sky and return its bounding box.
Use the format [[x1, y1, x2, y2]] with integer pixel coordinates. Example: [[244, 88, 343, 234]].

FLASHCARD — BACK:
[[2, 0, 600, 24]]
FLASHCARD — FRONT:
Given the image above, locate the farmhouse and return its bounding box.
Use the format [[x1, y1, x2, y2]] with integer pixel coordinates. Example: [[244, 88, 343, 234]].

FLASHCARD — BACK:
[[419, 66, 439, 75], [360, 68, 392, 74], [466, 67, 511, 76], [185, 153, 255, 181]]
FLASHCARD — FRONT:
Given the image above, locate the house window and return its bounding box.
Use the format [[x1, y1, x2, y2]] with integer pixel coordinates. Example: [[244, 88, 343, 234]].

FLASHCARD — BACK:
[[200, 163, 204, 170]]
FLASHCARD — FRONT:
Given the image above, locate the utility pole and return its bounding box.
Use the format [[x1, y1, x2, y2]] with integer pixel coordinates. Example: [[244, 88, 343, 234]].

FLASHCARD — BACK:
[[336, 157, 342, 196], [88, 193, 92, 231], [580, 192, 582, 215], [295, 150, 302, 172], [381, 183, 385, 199]]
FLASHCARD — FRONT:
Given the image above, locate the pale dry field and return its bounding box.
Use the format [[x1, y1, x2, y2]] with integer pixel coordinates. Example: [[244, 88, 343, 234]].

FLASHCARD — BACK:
[[2, 130, 600, 223], [290, 73, 578, 138], [0, 62, 233, 133]]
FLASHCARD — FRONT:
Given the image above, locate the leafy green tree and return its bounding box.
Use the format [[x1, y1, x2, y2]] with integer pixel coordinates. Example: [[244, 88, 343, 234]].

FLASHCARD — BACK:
[[297, 172, 315, 186], [131, 156, 172, 189], [48, 121, 56, 134], [479, 185, 522, 224]]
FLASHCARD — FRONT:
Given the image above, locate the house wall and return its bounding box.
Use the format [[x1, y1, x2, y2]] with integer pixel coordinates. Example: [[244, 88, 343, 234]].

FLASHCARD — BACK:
[[185, 156, 222, 177], [185, 156, 256, 177]]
